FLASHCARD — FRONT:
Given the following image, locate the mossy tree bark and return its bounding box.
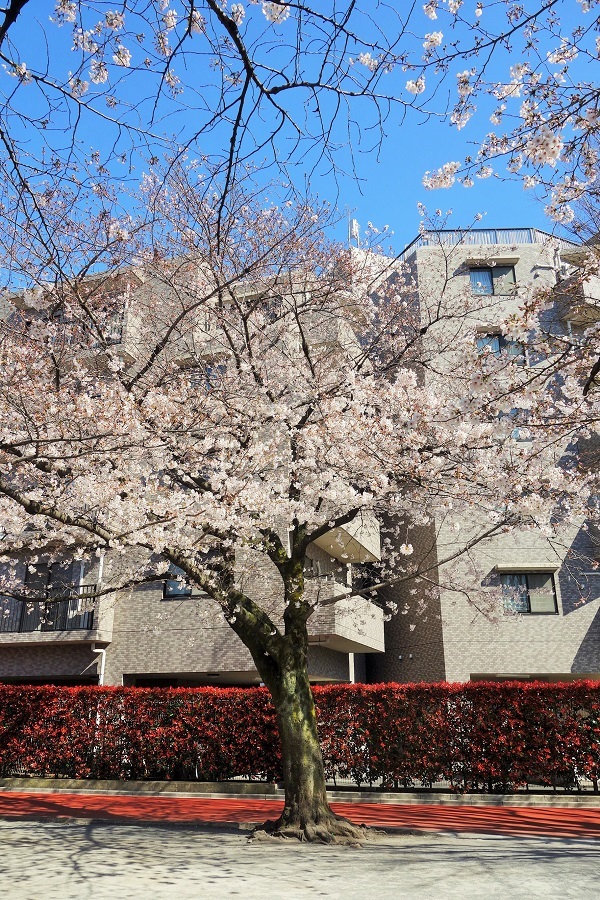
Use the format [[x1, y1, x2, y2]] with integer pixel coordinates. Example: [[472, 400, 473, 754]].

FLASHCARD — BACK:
[[169, 529, 365, 842], [248, 553, 364, 843]]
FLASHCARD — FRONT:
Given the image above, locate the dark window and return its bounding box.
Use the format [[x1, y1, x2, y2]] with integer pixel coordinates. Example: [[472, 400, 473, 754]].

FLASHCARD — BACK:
[[205, 363, 226, 388], [163, 565, 193, 599], [470, 266, 516, 296], [476, 333, 525, 363], [0, 560, 95, 633], [188, 362, 226, 390], [501, 572, 558, 614], [499, 407, 530, 441], [23, 562, 52, 594]]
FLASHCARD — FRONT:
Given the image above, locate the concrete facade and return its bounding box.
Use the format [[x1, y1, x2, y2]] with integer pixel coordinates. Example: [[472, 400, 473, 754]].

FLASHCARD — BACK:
[[389, 227, 600, 683]]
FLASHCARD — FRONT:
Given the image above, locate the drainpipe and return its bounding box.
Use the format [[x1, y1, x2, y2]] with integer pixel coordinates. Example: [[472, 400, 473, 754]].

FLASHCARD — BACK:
[[91, 643, 106, 686], [348, 652, 355, 684], [77, 560, 85, 612], [97, 550, 105, 584]]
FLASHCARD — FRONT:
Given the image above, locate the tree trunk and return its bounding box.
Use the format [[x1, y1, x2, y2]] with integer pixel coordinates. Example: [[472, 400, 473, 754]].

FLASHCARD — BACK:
[[255, 648, 365, 844]]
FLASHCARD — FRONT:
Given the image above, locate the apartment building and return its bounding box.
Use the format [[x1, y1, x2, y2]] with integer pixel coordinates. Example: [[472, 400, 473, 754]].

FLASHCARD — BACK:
[[0, 269, 385, 687], [1, 227, 599, 687], [367, 227, 600, 685]]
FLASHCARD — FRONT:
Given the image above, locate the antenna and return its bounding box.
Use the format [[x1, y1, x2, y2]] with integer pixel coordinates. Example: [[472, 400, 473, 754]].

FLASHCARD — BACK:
[[349, 217, 360, 249]]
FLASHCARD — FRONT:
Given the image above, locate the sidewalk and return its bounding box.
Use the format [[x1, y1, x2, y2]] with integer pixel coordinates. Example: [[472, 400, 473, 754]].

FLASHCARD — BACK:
[[1, 789, 599, 838]]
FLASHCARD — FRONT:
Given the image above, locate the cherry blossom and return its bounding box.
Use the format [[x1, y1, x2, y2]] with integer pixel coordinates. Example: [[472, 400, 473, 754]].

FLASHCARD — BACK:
[[406, 77, 426, 95], [423, 31, 443, 50], [113, 46, 131, 68], [262, 2, 290, 24], [89, 59, 109, 84]]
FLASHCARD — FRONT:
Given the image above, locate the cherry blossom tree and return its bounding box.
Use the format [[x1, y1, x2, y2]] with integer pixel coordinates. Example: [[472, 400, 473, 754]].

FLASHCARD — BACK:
[[0, 166, 597, 840]]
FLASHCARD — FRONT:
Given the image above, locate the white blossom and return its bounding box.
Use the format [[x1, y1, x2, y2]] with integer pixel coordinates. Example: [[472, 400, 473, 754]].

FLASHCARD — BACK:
[[113, 45, 131, 67], [423, 31, 443, 50], [53, 1, 77, 25], [105, 11, 125, 31], [547, 42, 578, 65], [456, 70, 474, 98], [9, 62, 31, 82], [162, 8, 178, 31], [189, 10, 206, 33], [89, 59, 109, 84], [406, 76, 426, 95], [72, 29, 99, 54], [155, 31, 171, 57], [358, 52, 379, 72], [262, 2, 290, 23], [231, 4, 245, 24], [544, 201, 574, 224], [165, 69, 182, 95], [451, 106, 474, 129], [579, 107, 600, 129], [523, 125, 563, 167], [423, 160, 460, 188], [68, 75, 89, 97], [519, 100, 538, 124], [423, 1, 438, 19]]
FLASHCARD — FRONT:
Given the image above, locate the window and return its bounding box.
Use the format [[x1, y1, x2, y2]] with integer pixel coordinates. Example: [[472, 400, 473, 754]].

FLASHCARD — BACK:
[[188, 361, 226, 390], [89, 303, 125, 347], [0, 560, 95, 633], [163, 565, 193, 599], [499, 407, 530, 442], [24, 562, 53, 595], [501, 572, 558, 614], [470, 266, 516, 296], [476, 333, 525, 363]]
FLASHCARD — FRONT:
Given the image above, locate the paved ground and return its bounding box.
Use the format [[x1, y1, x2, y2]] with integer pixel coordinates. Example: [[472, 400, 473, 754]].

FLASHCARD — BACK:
[[0, 819, 597, 899], [1, 790, 600, 838]]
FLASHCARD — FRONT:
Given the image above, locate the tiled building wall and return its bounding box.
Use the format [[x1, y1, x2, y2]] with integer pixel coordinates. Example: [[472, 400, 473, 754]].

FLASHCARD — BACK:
[[386, 237, 600, 683], [0, 644, 99, 682], [435, 514, 600, 682], [366, 520, 446, 683]]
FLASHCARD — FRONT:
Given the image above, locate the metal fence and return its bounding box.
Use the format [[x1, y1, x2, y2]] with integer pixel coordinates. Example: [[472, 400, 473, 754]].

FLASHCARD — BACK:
[[398, 228, 579, 263], [0, 585, 96, 633]]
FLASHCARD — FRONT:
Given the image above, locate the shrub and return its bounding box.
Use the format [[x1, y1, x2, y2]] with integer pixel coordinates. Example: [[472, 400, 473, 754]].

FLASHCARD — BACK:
[[0, 681, 598, 791]]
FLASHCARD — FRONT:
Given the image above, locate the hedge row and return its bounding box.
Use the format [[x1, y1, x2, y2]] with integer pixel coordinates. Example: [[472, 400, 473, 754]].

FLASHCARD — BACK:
[[0, 682, 598, 791]]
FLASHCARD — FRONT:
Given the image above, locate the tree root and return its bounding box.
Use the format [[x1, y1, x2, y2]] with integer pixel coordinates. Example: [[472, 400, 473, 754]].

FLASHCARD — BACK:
[[250, 813, 370, 846]]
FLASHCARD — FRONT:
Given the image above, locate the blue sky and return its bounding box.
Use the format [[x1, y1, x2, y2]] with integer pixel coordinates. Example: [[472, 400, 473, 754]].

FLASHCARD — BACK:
[[2, 2, 592, 257], [315, 120, 558, 253]]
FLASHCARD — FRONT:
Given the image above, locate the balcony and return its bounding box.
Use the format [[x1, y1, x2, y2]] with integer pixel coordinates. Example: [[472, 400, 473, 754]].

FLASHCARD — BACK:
[[309, 592, 385, 653], [0, 585, 97, 637], [88, 306, 140, 365], [312, 512, 381, 564], [555, 274, 600, 326]]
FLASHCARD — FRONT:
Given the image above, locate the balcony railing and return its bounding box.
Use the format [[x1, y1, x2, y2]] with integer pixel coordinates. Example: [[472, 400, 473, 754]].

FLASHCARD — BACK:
[[0, 584, 96, 634], [398, 228, 578, 263]]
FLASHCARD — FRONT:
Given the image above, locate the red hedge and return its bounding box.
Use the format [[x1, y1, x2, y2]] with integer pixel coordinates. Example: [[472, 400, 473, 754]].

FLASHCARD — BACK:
[[0, 682, 598, 791]]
